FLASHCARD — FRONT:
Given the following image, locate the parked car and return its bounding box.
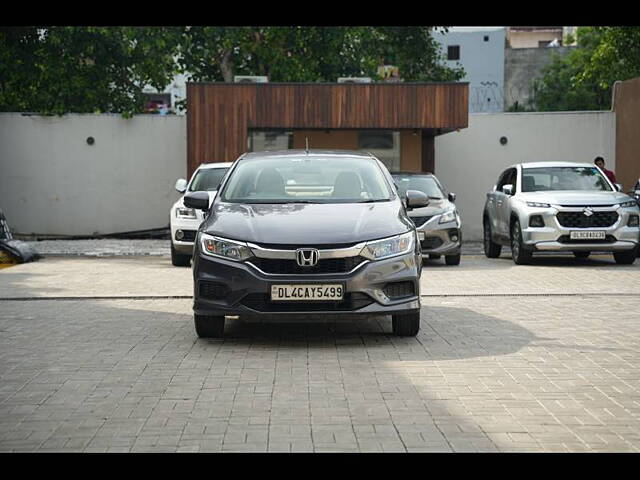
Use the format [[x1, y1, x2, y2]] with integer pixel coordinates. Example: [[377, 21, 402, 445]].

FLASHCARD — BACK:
[[483, 162, 640, 265], [183, 150, 427, 338], [629, 179, 640, 257], [170, 162, 232, 266], [391, 172, 461, 265]]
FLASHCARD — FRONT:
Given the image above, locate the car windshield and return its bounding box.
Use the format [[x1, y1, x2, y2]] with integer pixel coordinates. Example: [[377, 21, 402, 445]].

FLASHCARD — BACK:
[[221, 156, 393, 204], [189, 168, 229, 192], [521, 167, 613, 192], [392, 174, 444, 199]]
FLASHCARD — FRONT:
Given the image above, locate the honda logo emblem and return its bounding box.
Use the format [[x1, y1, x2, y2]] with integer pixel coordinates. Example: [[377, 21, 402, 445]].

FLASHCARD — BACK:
[[583, 207, 594, 217], [296, 248, 319, 267]]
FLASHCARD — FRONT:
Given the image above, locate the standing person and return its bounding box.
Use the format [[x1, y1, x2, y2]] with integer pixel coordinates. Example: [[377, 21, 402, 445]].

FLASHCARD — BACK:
[[594, 156, 617, 185]]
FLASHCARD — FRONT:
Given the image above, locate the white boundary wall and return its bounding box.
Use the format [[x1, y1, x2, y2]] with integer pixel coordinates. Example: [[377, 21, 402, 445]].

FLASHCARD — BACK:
[[435, 111, 615, 240], [0, 113, 186, 236], [0, 111, 614, 239]]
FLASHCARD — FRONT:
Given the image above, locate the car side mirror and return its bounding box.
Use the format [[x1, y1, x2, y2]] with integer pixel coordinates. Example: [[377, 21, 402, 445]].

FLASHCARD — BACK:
[[448, 192, 456, 203], [175, 178, 187, 193], [502, 184, 514, 196], [614, 183, 623, 192], [183, 191, 210, 211], [405, 190, 429, 210]]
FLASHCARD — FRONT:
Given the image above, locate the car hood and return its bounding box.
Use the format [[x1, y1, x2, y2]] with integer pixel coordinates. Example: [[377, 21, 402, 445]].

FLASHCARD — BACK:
[[202, 201, 412, 245], [406, 198, 453, 218], [518, 191, 633, 206]]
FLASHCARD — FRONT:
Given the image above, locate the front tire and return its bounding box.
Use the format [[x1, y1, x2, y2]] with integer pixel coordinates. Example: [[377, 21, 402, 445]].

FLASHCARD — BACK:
[[171, 243, 191, 267], [392, 311, 420, 336], [613, 250, 636, 265], [483, 217, 502, 258], [445, 253, 461, 265], [194, 315, 225, 338], [511, 219, 532, 265]]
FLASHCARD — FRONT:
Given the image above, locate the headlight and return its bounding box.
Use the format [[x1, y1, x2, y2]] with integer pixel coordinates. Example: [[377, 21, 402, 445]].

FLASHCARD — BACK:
[[438, 210, 458, 224], [361, 231, 415, 261], [619, 200, 637, 208], [526, 202, 551, 208], [176, 207, 196, 219], [200, 233, 252, 261]]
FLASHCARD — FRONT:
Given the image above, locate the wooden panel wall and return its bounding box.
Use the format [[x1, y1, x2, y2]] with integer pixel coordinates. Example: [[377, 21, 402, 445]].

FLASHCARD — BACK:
[[187, 83, 468, 175]]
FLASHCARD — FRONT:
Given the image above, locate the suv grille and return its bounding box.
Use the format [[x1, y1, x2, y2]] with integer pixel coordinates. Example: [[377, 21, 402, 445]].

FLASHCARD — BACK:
[[421, 236, 444, 250], [249, 256, 366, 275], [240, 292, 373, 312], [411, 216, 432, 227], [556, 211, 618, 228]]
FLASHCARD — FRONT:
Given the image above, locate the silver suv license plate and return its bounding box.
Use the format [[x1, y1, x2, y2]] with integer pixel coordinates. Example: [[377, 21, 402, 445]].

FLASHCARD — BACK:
[[271, 284, 344, 301], [570, 231, 605, 240]]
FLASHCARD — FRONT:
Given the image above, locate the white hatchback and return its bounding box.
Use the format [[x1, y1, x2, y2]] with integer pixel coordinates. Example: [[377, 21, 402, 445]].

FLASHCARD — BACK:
[[170, 162, 232, 266]]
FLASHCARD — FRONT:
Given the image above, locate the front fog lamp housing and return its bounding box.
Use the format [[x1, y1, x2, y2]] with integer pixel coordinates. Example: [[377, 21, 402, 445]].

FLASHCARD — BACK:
[[529, 215, 545, 228], [361, 231, 415, 261], [200, 234, 252, 262], [176, 207, 196, 219], [628, 215, 639, 227]]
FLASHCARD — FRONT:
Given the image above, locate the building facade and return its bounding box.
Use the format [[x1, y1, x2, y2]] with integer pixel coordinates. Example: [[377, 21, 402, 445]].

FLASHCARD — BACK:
[[433, 27, 506, 113]]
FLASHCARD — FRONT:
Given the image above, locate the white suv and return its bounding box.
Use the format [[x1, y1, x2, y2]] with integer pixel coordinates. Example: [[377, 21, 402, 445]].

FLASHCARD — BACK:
[[170, 162, 232, 266], [483, 162, 640, 265]]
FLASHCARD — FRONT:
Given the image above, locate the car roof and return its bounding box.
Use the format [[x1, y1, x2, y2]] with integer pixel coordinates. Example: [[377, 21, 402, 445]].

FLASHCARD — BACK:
[[196, 162, 233, 170], [240, 149, 377, 160], [391, 171, 434, 176], [519, 161, 597, 169]]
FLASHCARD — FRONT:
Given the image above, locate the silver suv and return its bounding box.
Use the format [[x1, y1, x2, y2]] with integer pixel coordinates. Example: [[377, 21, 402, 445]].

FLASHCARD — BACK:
[[483, 162, 640, 265]]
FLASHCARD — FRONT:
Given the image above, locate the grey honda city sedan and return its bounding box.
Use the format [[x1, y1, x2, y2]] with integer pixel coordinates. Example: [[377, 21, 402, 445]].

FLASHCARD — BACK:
[[183, 150, 428, 338]]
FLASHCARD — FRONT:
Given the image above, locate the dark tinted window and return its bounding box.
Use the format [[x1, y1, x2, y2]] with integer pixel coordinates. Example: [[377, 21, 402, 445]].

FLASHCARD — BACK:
[[392, 175, 444, 198], [189, 168, 229, 192]]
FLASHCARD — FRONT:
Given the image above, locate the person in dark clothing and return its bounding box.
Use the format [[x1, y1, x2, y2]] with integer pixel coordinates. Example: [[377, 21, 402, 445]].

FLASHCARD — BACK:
[[594, 156, 617, 184]]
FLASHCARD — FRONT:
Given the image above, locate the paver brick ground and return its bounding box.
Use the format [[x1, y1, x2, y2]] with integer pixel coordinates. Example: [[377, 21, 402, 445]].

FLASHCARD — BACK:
[[1, 253, 640, 452]]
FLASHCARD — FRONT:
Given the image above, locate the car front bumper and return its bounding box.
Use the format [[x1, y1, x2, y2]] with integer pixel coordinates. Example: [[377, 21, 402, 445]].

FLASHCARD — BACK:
[[170, 215, 202, 255], [192, 250, 421, 319], [415, 219, 461, 256], [520, 205, 640, 252]]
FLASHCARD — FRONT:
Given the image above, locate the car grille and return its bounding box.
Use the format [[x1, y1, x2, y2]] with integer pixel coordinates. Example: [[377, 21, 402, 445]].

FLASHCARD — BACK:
[[240, 292, 373, 312], [421, 236, 444, 250], [411, 216, 433, 227], [556, 211, 618, 228], [249, 256, 366, 275], [383, 281, 416, 299]]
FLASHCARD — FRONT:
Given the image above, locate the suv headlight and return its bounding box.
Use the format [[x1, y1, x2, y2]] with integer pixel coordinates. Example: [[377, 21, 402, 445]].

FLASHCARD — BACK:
[[526, 202, 551, 208], [176, 207, 196, 219], [361, 231, 415, 261], [200, 233, 252, 261], [619, 200, 637, 208], [439, 209, 458, 224]]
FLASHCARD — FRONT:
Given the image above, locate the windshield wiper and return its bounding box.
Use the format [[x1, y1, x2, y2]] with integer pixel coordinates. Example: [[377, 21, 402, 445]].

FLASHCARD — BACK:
[[357, 199, 390, 203]]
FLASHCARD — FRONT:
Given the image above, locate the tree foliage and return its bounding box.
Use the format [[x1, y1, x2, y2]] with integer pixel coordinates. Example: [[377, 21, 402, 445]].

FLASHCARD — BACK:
[[178, 26, 464, 84], [0, 26, 183, 117], [532, 27, 640, 111], [1, 26, 464, 116]]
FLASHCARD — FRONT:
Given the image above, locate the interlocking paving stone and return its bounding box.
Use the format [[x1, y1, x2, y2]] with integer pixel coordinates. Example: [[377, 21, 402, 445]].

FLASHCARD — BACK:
[[1, 255, 640, 452]]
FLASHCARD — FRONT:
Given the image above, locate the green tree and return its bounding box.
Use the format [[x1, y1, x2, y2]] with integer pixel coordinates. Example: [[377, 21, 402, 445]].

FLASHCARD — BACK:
[[0, 26, 183, 116], [531, 26, 640, 111], [178, 26, 464, 83]]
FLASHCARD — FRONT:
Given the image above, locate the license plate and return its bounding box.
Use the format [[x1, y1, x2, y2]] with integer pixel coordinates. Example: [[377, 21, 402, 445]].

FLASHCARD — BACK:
[[570, 231, 606, 240], [270, 284, 344, 301]]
